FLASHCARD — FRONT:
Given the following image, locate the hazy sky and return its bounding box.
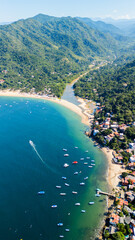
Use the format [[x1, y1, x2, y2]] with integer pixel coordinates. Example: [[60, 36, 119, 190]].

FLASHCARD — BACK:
[[1, 0, 135, 22]]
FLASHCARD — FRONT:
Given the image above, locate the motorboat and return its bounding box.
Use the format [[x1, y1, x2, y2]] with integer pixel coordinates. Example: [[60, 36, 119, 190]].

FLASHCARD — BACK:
[[88, 202, 94, 205], [64, 154, 69, 157], [56, 186, 62, 189], [81, 210, 86, 213], [51, 205, 57, 208], [74, 146, 78, 149], [86, 157, 90, 159], [65, 229, 70, 232], [84, 162, 88, 165], [95, 194, 101, 197], [84, 176, 88, 180], [72, 191, 78, 194], [63, 163, 69, 168], [57, 223, 63, 226], [80, 158, 84, 160], [88, 165, 92, 168], [72, 161, 78, 164], [91, 163, 95, 166], [80, 182, 85, 186], [59, 235, 64, 238], [65, 183, 70, 187], [74, 172, 78, 175], [91, 160, 95, 162], [60, 193, 66, 196], [62, 177, 67, 180], [63, 148, 67, 151], [37, 191, 45, 195], [75, 203, 80, 206]]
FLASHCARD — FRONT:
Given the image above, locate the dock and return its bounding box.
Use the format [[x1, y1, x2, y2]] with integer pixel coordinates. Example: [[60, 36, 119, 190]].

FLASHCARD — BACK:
[[97, 190, 115, 198]]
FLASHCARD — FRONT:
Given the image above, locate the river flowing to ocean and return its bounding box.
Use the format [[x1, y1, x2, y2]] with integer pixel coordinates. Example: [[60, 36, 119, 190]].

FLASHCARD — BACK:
[[0, 83, 108, 240]]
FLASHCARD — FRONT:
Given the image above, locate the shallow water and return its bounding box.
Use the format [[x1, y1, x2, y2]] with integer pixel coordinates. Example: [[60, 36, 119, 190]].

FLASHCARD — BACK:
[[0, 97, 107, 240]]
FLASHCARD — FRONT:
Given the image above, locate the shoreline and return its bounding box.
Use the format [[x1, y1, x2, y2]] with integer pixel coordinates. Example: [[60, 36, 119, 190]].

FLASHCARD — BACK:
[[0, 90, 91, 126]]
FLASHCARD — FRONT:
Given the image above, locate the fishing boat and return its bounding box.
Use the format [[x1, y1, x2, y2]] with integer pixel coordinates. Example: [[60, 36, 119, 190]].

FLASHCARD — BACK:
[[56, 186, 62, 189], [63, 163, 69, 168], [80, 182, 85, 186], [62, 177, 67, 180], [75, 203, 80, 206], [63, 148, 67, 151], [51, 205, 57, 208], [72, 191, 78, 194], [57, 223, 63, 226], [81, 210, 86, 213], [84, 176, 88, 180], [88, 202, 94, 205], [37, 191, 45, 195], [74, 171, 78, 175], [64, 154, 69, 157], [60, 193, 66, 196], [65, 183, 70, 187], [72, 161, 78, 164]]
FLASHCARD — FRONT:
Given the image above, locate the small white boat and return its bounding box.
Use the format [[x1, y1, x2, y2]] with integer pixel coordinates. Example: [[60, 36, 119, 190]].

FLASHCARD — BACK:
[[74, 146, 78, 149], [56, 185, 61, 189], [74, 171, 78, 175], [91, 160, 95, 162], [60, 193, 66, 196], [80, 158, 84, 160], [84, 176, 88, 180], [75, 203, 80, 206], [51, 205, 57, 208], [62, 177, 67, 180], [85, 150, 88, 153], [64, 154, 69, 157], [63, 148, 67, 151], [91, 163, 95, 166], [57, 223, 63, 226], [65, 183, 70, 187], [88, 202, 94, 205], [81, 210, 86, 213], [65, 228, 70, 232], [86, 157, 90, 159], [63, 163, 69, 168], [72, 191, 78, 194], [88, 165, 92, 168], [37, 191, 45, 195], [84, 162, 88, 165], [80, 182, 85, 186], [95, 194, 101, 197], [59, 235, 64, 238]]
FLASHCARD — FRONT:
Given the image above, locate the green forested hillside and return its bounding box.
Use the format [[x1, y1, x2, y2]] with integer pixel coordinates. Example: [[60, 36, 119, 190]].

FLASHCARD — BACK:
[[74, 58, 135, 124], [0, 14, 124, 97]]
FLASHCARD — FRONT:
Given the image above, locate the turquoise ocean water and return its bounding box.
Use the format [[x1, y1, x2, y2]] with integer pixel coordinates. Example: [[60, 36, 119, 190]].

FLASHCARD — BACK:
[[0, 97, 108, 240]]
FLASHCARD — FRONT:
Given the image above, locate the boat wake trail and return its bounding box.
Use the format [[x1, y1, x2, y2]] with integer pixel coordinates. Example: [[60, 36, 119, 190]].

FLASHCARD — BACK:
[[29, 140, 59, 174], [29, 140, 45, 164]]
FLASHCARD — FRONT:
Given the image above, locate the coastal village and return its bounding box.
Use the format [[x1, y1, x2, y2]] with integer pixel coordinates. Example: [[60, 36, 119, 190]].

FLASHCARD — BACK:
[[84, 101, 135, 240]]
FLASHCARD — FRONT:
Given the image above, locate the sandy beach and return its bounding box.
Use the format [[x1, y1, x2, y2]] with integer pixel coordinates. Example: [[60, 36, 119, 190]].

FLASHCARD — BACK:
[[102, 147, 125, 191], [0, 90, 91, 126]]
